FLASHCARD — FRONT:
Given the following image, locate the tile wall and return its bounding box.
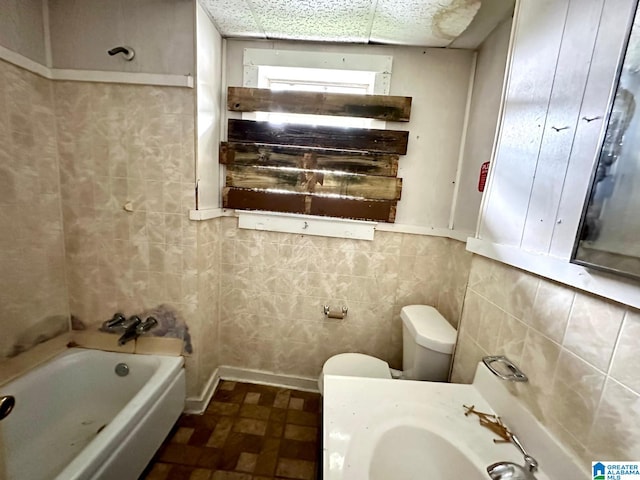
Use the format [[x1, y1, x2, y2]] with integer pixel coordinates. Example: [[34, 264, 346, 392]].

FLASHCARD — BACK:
[[52, 79, 216, 397], [218, 217, 472, 378], [451, 255, 640, 473], [0, 59, 70, 359]]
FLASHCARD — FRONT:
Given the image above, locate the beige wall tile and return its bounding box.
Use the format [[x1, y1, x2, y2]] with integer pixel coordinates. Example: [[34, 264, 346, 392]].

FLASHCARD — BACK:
[[517, 329, 562, 423], [588, 379, 640, 460], [549, 350, 605, 440], [609, 309, 640, 393], [495, 313, 527, 364], [526, 278, 574, 343], [563, 293, 625, 372]]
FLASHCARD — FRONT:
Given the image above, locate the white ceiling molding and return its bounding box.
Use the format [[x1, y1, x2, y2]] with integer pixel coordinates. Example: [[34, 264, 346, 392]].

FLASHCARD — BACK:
[[200, 0, 515, 48]]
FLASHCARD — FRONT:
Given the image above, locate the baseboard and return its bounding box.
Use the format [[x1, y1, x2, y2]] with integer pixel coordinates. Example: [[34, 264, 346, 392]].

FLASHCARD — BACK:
[[183, 366, 319, 414], [184, 368, 220, 414], [218, 366, 319, 393]]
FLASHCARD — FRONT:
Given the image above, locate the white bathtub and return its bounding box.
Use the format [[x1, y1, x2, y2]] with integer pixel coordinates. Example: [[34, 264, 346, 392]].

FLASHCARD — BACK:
[[0, 348, 185, 480]]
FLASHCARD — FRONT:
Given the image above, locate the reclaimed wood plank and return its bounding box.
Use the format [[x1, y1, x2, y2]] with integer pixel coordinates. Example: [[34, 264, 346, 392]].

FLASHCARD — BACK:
[[226, 165, 402, 200], [228, 119, 409, 154], [310, 196, 396, 223], [227, 87, 412, 121], [220, 142, 399, 177], [222, 187, 397, 222], [222, 187, 306, 215]]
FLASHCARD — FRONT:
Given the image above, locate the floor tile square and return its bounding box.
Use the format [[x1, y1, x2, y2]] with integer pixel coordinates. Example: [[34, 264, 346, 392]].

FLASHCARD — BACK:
[[196, 447, 222, 469], [189, 427, 214, 446], [270, 408, 287, 423], [211, 471, 252, 480], [284, 424, 317, 442], [168, 465, 198, 480], [275, 458, 316, 480], [233, 417, 267, 436], [288, 398, 304, 410], [286, 410, 318, 427], [257, 390, 276, 407], [172, 427, 195, 444], [206, 416, 234, 448], [207, 402, 240, 416], [273, 390, 291, 409], [189, 468, 212, 480], [279, 439, 317, 461], [244, 392, 261, 404], [235, 452, 258, 472], [239, 404, 271, 421]]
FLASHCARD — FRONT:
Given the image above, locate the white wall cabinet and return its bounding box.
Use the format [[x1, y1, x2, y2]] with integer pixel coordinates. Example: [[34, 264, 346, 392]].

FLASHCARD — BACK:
[[473, 0, 640, 308]]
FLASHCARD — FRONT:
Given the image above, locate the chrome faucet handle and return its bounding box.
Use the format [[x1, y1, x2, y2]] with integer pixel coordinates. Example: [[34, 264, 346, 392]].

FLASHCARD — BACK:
[[136, 316, 158, 335], [102, 312, 127, 331], [122, 315, 142, 330]]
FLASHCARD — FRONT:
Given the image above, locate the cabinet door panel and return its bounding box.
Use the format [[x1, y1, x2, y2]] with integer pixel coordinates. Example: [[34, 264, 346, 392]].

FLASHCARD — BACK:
[[480, 0, 570, 245], [520, 0, 605, 254]]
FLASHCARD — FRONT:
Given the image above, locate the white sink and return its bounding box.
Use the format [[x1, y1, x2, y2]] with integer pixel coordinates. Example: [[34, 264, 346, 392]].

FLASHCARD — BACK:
[[369, 425, 486, 480], [323, 362, 587, 480]]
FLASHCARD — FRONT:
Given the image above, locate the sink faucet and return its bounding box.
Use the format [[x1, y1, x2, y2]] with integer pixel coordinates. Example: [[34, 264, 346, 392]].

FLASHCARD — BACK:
[[118, 316, 158, 345], [487, 461, 537, 480], [487, 432, 538, 480]]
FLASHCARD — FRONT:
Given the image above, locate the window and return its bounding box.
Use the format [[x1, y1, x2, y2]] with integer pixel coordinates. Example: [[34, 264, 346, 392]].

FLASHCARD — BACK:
[[250, 65, 382, 129], [223, 49, 407, 227]]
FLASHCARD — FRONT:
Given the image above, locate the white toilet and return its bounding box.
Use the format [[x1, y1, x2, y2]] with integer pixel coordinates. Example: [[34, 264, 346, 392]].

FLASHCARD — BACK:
[[318, 305, 457, 394]]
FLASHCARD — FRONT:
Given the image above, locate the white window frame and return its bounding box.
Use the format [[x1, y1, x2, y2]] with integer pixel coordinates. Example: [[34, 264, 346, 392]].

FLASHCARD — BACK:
[[243, 49, 392, 94]]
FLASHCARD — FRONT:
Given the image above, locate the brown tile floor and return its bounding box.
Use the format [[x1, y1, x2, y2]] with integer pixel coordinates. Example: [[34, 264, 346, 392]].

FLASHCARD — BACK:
[[140, 381, 322, 480]]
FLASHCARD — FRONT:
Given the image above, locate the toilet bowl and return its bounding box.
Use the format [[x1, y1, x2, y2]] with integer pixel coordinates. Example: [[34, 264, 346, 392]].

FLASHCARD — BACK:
[[318, 305, 456, 394]]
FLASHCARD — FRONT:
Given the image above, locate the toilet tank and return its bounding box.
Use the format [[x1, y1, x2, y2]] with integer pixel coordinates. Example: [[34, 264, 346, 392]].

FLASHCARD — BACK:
[[401, 305, 457, 381]]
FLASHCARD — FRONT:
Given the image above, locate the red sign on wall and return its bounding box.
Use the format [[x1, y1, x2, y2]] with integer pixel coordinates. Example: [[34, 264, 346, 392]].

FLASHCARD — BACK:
[[478, 162, 490, 192]]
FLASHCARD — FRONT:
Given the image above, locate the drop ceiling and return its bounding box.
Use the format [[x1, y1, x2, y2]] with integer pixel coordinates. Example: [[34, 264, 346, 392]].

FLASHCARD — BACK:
[[200, 0, 515, 49]]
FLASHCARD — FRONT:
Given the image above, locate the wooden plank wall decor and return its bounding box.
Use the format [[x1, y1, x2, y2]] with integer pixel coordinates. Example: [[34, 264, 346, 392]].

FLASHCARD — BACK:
[[220, 142, 399, 177], [222, 88, 412, 223], [228, 87, 412, 121], [222, 187, 397, 223], [226, 165, 402, 200], [228, 119, 409, 155]]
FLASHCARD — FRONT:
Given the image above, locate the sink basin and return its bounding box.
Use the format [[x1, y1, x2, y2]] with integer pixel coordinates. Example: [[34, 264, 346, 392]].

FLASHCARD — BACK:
[[323, 362, 587, 480], [369, 425, 486, 480]]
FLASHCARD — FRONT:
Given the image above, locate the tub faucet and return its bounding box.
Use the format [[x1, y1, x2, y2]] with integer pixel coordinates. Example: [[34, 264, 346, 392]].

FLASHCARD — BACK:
[[117, 316, 157, 345]]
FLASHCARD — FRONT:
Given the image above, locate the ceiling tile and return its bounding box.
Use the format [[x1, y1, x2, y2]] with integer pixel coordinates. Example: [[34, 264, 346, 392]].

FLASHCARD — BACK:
[[201, 0, 266, 38], [248, 0, 375, 43], [370, 0, 481, 47]]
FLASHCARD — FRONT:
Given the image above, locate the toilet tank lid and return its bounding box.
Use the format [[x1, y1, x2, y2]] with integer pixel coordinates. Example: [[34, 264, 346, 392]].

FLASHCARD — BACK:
[[401, 305, 457, 354]]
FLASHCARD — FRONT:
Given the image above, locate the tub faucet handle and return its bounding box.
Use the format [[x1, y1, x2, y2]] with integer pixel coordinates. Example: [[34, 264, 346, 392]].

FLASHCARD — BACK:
[[102, 312, 127, 331], [136, 316, 158, 334], [123, 315, 142, 330]]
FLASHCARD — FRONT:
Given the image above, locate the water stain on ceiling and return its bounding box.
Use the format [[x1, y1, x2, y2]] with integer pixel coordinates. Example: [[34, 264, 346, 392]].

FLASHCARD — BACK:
[[200, 0, 515, 48]]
